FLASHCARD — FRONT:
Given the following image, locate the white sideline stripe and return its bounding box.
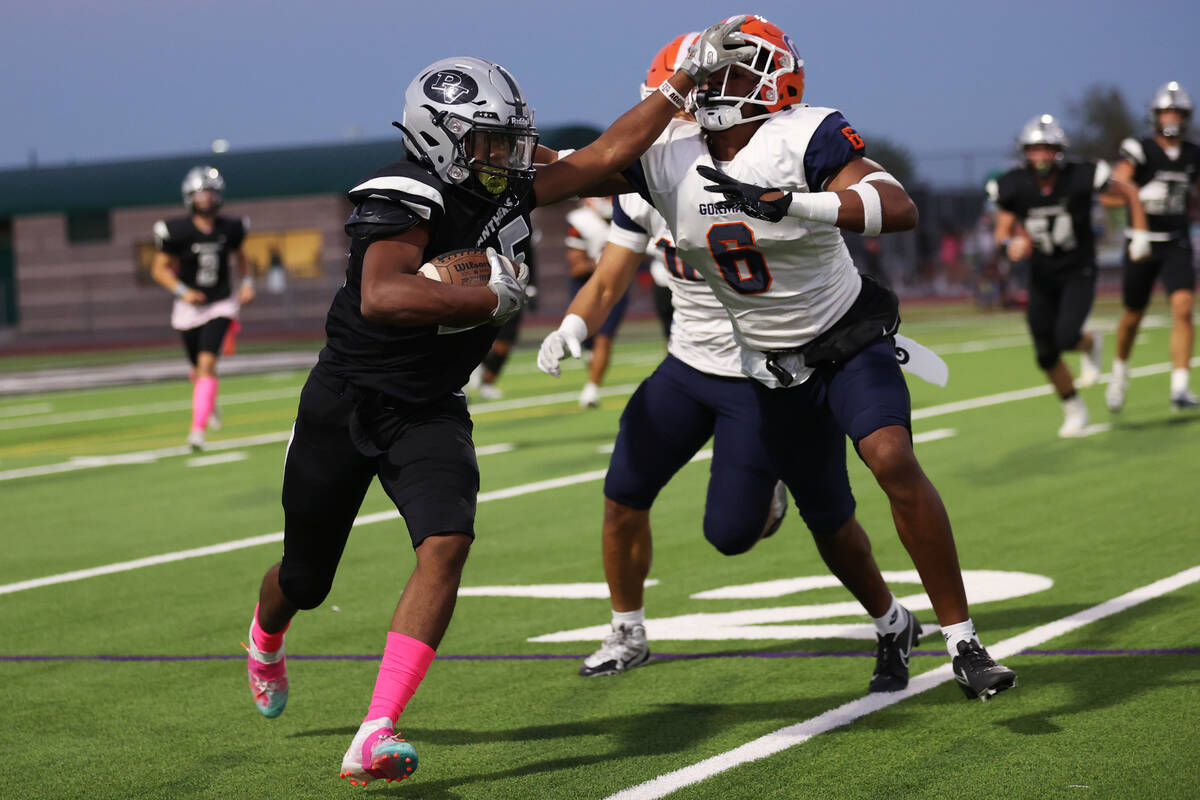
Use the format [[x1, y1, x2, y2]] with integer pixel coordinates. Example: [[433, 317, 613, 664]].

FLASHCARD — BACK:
[[0, 436, 513, 483], [0, 463, 609, 596], [187, 452, 248, 467], [912, 428, 955, 443], [2, 356, 1194, 589], [468, 383, 639, 413], [0, 402, 54, 418], [602, 564, 1200, 800], [0, 388, 300, 431]]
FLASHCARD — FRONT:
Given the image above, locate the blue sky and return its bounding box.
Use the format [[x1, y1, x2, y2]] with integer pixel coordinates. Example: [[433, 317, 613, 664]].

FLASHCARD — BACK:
[[2, 0, 1197, 186]]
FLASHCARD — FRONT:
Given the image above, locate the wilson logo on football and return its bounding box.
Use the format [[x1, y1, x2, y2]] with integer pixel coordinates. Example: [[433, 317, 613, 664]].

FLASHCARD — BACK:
[[423, 70, 478, 104]]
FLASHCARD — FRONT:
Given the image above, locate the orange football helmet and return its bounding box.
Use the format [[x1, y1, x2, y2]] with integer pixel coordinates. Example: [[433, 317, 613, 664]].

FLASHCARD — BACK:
[[640, 32, 700, 99], [695, 15, 805, 131]]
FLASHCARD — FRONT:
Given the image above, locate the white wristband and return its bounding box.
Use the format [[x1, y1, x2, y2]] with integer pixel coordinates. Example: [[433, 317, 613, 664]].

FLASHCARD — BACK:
[[658, 81, 686, 110], [172, 282, 188, 299], [785, 192, 842, 226], [849, 182, 883, 236], [560, 313, 588, 342], [240, 275, 255, 290]]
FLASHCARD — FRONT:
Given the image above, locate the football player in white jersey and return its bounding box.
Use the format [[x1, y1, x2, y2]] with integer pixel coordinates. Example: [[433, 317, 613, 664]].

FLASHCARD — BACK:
[[564, 197, 628, 407], [538, 33, 922, 694], [558, 15, 1015, 701]]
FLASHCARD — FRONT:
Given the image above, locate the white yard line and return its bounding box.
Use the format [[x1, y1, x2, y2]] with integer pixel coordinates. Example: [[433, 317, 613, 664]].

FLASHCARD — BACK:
[[0, 388, 301, 431], [187, 452, 249, 467], [602, 564, 1200, 800], [0, 434, 512, 482], [1, 357, 1194, 587]]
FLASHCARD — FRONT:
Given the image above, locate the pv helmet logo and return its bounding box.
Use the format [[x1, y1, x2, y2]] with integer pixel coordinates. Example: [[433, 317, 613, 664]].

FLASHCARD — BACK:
[[423, 70, 478, 105]]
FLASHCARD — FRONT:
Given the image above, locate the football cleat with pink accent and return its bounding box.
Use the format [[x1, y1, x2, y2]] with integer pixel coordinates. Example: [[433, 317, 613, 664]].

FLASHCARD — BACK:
[[244, 629, 288, 719], [340, 717, 419, 785]]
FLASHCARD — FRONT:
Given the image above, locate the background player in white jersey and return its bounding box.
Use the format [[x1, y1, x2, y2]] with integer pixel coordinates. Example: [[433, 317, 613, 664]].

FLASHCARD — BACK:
[[1106, 82, 1200, 412], [150, 166, 255, 450], [565, 197, 627, 407], [538, 34, 922, 694], [579, 15, 1015, 701], [988, 114, 1150, 437]]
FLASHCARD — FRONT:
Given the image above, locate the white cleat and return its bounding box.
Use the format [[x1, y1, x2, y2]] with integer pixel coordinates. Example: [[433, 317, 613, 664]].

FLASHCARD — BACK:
[[1077, 332, 1103, 388], [339, 717, 418, 786], [578, 623, 650, 677], [477, 382, 503, 401], [1058, 396, 1089, 438], [579, 382, 600, 409], [1170, 389, 1199, 412], [1105, 375, 1128, 413], [187, 429, 206, 451]]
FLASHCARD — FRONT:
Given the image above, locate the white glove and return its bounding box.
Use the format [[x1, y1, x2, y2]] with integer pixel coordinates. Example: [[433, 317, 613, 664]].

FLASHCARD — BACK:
[[1127, 229, 1152, 263], [680, 15, 755, 84], [537, 314, 588, 377], [486, 247, 529, 325]]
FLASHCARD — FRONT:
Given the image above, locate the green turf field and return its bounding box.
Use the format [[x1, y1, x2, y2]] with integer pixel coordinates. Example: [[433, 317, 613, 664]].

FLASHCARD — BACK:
[[2, 304, 1198, 800]]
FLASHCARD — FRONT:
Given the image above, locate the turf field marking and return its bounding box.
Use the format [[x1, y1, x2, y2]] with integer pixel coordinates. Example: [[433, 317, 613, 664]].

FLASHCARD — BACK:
[[0, 434, 513, 482], [5, 647, 1198, 663], [0, 402, 53, 418], [0, 388, 301, 431], [601, 564, 1200, 800], [0, 358, 1190, 592], [458, 580, 660, 599], [187, 452, 249, 467]]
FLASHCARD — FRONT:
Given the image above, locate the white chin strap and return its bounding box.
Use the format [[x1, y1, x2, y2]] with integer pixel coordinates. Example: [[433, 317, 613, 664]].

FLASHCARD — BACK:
[[697, 103, 746, 131]]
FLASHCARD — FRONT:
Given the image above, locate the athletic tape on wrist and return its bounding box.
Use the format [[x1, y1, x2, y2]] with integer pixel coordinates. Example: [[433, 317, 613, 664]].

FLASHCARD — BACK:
[[850, 183, 883, 236], [172, 283, 188, 298], [785, 192, 841, 226]]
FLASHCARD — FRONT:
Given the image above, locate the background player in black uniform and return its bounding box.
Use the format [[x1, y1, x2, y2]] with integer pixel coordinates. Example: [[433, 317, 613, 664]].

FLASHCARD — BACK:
[[149, 166, 254, 450], [242, 23, 756, 786], [989, 115, 1149, 437], [1106, 82, 1200, 412]]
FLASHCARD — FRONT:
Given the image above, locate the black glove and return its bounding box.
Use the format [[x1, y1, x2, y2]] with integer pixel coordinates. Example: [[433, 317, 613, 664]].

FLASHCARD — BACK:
[[696, 164, 792, 222]]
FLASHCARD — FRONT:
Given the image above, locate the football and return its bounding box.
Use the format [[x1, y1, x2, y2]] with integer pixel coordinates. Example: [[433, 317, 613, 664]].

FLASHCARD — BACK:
[[418, 248, 492, 286]]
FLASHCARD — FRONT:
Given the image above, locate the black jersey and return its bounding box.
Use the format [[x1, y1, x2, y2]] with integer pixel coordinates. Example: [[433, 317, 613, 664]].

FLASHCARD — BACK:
[[988, 159, 1110, 272], [317, 158, 536, 405], [153, 215, 248, 303], [1118, 137, 1200, 235]]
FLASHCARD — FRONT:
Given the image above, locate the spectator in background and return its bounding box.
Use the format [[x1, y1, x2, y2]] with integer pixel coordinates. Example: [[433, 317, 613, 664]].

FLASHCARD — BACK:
[[149, 166, 254, 450]]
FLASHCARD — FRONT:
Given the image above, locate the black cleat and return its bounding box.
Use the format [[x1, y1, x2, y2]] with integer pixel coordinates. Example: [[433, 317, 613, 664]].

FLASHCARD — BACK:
[[952, 640, 1017, 701], [869, 606, 921, 693], [1170, 390, 1199, 412]]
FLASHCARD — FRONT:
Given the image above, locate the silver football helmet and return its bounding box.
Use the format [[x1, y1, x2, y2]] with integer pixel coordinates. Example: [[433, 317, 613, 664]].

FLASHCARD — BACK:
[[397, 56, 538, 203], [1018, 114, 1068, 174], [181, 166, 225, 213], [1150, 81, 1192, 137]]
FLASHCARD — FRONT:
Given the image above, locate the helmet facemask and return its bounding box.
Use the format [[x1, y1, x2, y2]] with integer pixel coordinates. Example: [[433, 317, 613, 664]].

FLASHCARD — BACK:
[[182, 166, 225, 215], [398, 57, 539, 205], [1151, 81, 1193, 138], [695, 27, 804, 131]]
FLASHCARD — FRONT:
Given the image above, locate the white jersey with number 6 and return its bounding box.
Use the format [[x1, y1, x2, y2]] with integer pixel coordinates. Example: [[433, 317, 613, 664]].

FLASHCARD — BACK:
[[624, 106, 868, 387]]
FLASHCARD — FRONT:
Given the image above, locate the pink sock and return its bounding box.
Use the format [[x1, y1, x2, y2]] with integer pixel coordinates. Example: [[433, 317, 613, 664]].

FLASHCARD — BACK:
[[191, 376, 218, 431], [365, 632, 436, 723], [250, 603, 289, 653]]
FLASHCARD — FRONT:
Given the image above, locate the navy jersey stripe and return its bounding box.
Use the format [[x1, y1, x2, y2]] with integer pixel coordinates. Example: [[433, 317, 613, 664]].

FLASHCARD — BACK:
[[804, 112, 864, 191]]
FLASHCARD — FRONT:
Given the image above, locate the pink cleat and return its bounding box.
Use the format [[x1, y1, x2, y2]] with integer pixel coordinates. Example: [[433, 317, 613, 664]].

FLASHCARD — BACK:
[[244, 627, 288, 719], [339, 717, 419, 785]]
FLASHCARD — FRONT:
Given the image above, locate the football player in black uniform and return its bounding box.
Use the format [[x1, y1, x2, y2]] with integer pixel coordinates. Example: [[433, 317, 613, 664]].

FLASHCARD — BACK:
[[1106, 82, 1200, 412], [988, 115, 1150, 437], [242, 22, 755, 786], [149, 166, 255, 450]]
